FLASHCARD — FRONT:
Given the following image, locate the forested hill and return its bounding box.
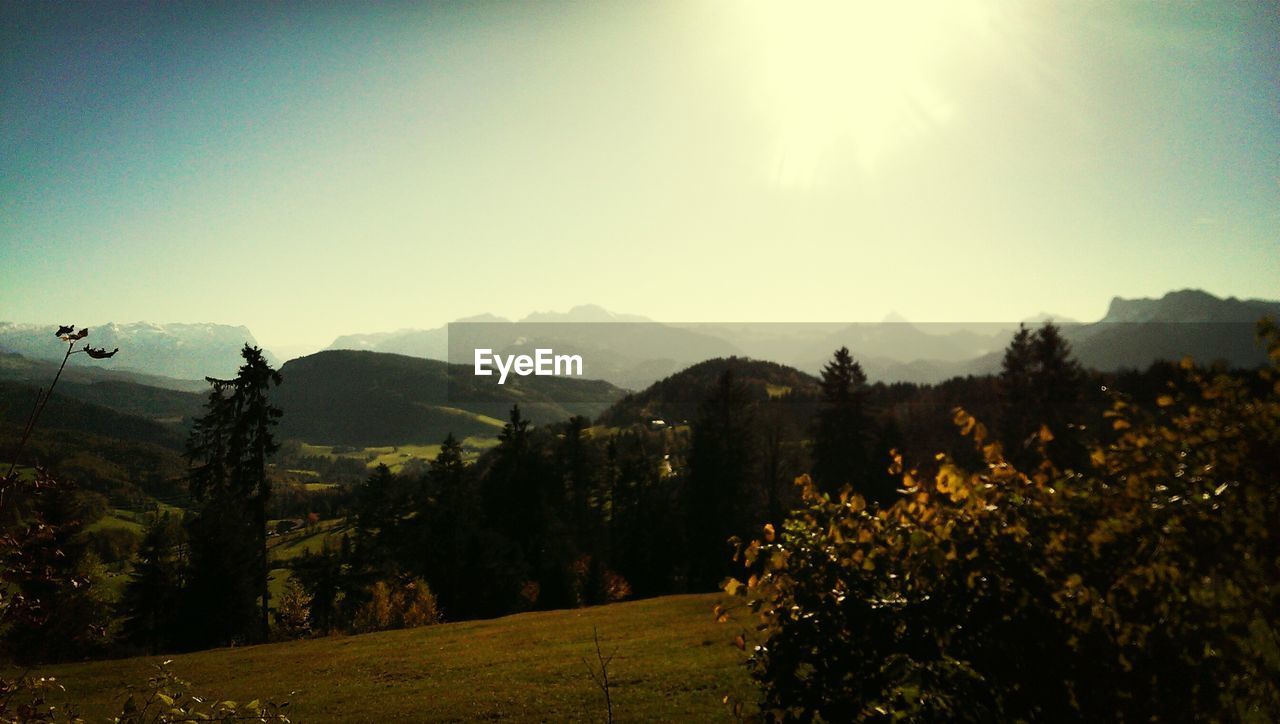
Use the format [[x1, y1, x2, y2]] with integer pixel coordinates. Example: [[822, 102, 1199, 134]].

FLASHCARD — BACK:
[[273, 350, 626, 446], [597, 356, 822, 427], [0, 380, 186, 450]]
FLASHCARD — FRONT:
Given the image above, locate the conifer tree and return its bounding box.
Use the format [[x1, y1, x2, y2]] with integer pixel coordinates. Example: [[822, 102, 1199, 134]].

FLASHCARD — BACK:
[[687, 369, 758, 588], [119, 513, 186, 654], [183, 344, 282, 646], [811, 347, 885, 501]]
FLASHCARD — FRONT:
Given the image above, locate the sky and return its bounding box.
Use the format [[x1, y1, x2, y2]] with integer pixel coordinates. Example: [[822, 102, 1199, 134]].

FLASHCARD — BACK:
[[2, 0, 1277, 355]]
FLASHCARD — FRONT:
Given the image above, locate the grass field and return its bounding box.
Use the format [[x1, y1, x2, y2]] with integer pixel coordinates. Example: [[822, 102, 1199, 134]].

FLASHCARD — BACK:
[[298, 436, 499, 474], [35, 593, 757, 722]]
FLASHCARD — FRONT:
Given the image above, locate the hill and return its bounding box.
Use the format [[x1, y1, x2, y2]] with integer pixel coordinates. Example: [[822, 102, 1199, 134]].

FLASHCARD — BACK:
[[274, 350, 627, 446], [0, 381, 186, 450], [36, 593, 754, 721], [327, 306, 742, 390], [598, 356, 821, 427]]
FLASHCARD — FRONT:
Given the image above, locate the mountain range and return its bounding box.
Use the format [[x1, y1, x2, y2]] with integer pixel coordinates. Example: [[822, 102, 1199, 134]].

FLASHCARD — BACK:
[[3, 290, 1276, 394], [324, 291, 1280, 386], [3, 289, 1276, 451], [0, 321, 275, 383]]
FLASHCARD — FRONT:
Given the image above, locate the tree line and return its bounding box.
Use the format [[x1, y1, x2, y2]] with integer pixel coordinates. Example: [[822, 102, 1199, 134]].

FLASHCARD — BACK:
[[7, 323, 1167, 661]]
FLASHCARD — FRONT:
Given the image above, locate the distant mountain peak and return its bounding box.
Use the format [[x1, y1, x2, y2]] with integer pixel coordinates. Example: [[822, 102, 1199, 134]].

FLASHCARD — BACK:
[[1101, 288, 1274, 324], [454, 313, 510, 324], [519, 305, 653, 324]]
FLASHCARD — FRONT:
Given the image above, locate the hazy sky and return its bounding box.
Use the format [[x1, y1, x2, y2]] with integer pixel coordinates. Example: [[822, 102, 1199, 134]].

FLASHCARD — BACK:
[[3, 0, 1277, 353]]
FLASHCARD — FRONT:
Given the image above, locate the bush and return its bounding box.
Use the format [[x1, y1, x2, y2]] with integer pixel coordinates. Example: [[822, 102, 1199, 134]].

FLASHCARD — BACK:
[[726, 324, 1280, 722]]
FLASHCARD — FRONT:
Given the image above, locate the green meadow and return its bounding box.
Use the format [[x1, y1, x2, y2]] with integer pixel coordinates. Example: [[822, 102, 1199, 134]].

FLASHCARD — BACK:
[[36, 593, 755, 722]]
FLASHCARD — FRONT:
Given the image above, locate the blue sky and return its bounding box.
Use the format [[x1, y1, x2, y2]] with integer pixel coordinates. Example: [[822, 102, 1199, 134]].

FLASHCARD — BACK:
[[2, 1, 1277, 353]]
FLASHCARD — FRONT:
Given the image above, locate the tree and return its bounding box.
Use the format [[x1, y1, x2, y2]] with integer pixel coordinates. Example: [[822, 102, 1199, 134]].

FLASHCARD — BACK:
[[118, 513, 186, 654], [273, 578, 313, 640], [687, 369, 758, 589], [997, 324, 1037, 463], [999, 323, 1086, 468], [1030, 322, 1086, 467], [418, 433, 476, 616], [183, 344, 282, 646], [726, 326, 1280, 721], [1, 482, 109, 664], [811, 348, 887, 502]]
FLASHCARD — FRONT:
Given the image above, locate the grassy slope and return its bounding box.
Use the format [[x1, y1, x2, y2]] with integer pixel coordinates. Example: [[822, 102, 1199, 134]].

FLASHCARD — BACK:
[[39, 593, 755, 722]]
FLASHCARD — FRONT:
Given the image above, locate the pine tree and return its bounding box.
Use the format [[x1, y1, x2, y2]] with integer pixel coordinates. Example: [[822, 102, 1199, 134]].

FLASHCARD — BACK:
[[811, 347, 884, 501], [119, 513, 186, 654], [1031, 323, 1087, 467], [998, 323, 1087, 469], [687, 369, 758, 589], [420, 433, 471, 616], [183, 344, 282, 646], [998, 324, 1038, 463]]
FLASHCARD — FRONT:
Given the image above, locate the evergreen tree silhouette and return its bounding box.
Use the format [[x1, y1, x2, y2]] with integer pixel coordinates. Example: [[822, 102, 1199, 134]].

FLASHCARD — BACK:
[[118, 513, 185, 654], [183, 344, 282, 646], [999, 323, 1087, 469], [687, 369, 757, 589], [811, 347, 884, 501]]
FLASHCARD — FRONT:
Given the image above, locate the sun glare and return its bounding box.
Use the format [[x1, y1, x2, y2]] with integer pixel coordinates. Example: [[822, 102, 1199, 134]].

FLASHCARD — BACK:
[[742, 0, 1002, 186]]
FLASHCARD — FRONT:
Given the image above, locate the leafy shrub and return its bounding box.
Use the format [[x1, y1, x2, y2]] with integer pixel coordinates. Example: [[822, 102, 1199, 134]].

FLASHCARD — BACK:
[[112, 661, 291, 723], [726, 323, 1280, 721]]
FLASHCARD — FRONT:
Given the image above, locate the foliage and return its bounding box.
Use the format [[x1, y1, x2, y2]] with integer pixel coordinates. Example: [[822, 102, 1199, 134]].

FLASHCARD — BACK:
[[2, 329, 290, 720], [0, 672, 80, 723], [351, 578, 442, 633], [998, 322, 1087, 469], [112, 661, 290, 723], [727, 324, 1280, 721], [272, 580, 313, 641], [2, 468, 110, 664]]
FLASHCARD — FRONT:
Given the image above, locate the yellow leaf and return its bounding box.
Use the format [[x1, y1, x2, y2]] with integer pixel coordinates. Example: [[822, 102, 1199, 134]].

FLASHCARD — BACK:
[[1156, 394, 1174, 407], [1112, 419, 1131, 431], [1038, 424, 1054, 443]]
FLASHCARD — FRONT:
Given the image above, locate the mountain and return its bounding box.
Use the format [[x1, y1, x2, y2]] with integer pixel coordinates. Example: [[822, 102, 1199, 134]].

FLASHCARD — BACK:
[[273, 350, 627, 446], [0, 322, 276, 382], [1095, 289, 1278, 324], [326, 307, 741, 389], [519, 304, 653, 324], [597, 357, 821, 427], [1064, 289, 1280, 370]]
